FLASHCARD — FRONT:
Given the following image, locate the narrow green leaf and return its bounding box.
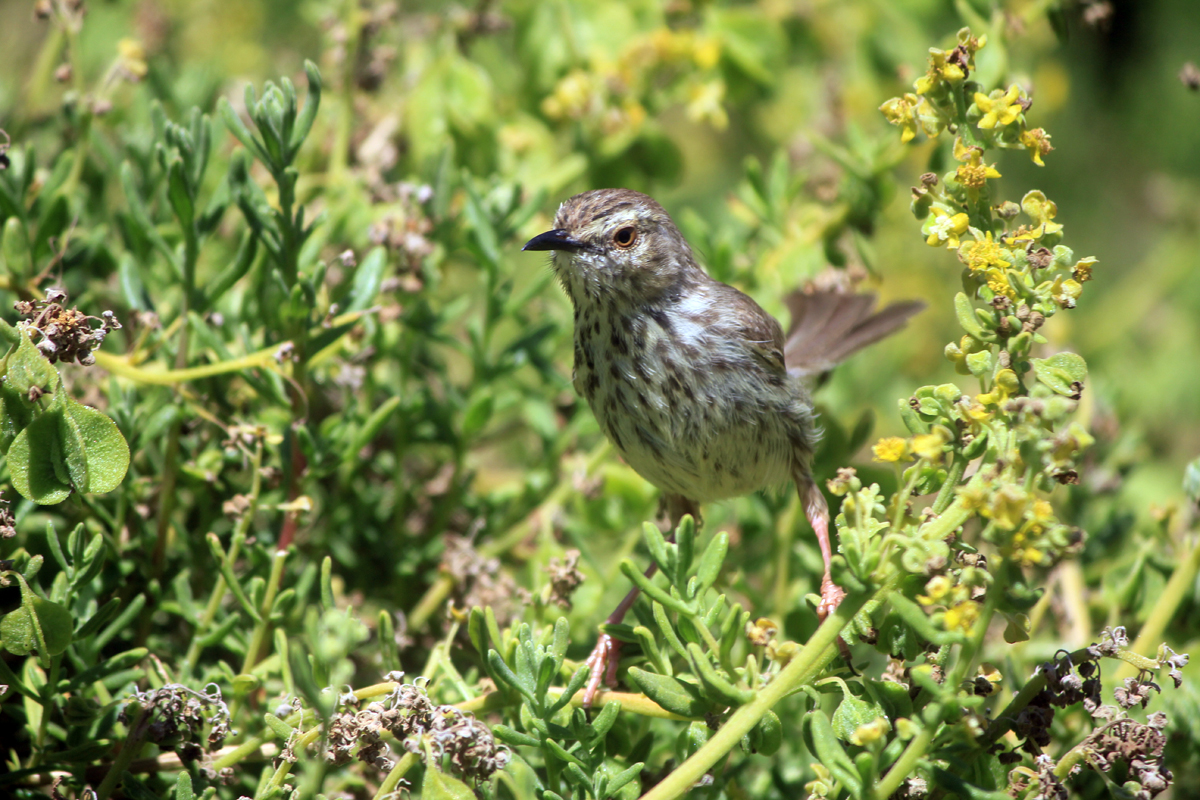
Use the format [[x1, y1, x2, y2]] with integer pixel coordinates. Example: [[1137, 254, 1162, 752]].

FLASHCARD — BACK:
[[74, 597, 121, 640], [174, 770, 194, 800], [624, 667, 706, 717], [344, 246, 388, 312], [687, 643, 754, 706], [620, 560, 690, 615], [290, 61, 323, 152], [695, 532, 728, 594]]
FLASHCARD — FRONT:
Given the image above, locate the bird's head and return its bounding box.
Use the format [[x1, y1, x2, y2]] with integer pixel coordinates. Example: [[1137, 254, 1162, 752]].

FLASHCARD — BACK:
[[523, 188, 700, 305]]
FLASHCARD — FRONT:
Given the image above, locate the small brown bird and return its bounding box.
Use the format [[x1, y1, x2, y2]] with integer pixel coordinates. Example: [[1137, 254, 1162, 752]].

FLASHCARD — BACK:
[[524, 188, 922, 704]]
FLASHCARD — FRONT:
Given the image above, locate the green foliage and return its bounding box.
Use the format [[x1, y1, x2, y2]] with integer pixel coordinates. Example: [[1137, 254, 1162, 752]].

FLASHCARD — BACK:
[[0, 2, 1197, 800]]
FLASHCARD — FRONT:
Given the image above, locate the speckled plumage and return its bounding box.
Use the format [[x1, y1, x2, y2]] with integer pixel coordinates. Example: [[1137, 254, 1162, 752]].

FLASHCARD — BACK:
[[545, 189, 818, 504]]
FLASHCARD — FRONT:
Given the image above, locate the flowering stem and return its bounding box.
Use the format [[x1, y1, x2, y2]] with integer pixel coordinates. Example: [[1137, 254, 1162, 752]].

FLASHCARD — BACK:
[[875, 568, 1004, 800], [241, 548, 289, 675]]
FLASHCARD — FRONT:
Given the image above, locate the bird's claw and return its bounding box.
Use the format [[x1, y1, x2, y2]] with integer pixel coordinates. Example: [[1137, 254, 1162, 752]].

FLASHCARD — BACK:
[[581, 633, 622, 708], [817, 576, 846, 622]]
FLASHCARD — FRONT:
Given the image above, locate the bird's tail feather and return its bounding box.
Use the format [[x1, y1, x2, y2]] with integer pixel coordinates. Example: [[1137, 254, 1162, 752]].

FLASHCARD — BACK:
[[783, 287, 925, 380]]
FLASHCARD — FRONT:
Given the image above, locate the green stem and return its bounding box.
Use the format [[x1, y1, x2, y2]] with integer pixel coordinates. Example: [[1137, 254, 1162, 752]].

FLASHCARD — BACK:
[[638, 576, 897, 800], [22, 27, 65, 127], [60, 15, 91, 198], [931, 454, 967, 516], [241, 548, 289, 675], [329, 0, 358, 182], [211, 735, 276, 771], [30, 655, 61, 767], [772, 495, 800, 618]]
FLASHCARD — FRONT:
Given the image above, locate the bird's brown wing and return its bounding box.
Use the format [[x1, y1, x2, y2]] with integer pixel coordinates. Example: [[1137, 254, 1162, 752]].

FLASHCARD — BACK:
[[783, 287, 925, 380], [708, 282, 788, 376]]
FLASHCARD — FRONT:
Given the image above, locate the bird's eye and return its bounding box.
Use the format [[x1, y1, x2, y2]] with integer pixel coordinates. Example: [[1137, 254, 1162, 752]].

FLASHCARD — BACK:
[[612, 227, 638, 248]]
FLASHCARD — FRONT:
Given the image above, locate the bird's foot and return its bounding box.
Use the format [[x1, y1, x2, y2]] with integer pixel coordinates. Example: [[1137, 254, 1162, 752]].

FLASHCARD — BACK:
[[817, 576, 846, 622], [581, 632, 622, 708]]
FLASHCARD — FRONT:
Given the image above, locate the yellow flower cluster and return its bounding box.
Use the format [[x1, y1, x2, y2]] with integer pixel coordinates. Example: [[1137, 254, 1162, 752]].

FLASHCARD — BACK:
[[958, 233, 1011, 273], [879, 28, 1052, 171], [872, 430, 948, 464], [953, 139, 1001, 192]]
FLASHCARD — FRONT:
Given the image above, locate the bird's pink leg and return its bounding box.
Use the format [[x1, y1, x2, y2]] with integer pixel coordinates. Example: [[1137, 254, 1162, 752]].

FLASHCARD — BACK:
[[581, 566, 655, 707], [800, 476, 844, 620], [580, 495, 699, 707]]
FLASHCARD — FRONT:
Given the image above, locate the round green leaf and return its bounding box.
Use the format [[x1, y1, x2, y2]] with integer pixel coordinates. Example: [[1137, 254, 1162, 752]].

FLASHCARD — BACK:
[[8, 411, 71, 504], [62, 399, 130, 494], [1031, 352, 1087, 397], [1, 595, 73, 658]]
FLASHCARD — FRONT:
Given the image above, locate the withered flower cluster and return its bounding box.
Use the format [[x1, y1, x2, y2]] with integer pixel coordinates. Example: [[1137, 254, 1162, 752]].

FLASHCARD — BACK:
[[15, 289, 121, 366]]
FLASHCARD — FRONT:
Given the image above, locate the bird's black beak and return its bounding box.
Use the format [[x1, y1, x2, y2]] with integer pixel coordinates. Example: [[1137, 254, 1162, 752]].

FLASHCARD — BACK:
[[522, 229, 583, 252]]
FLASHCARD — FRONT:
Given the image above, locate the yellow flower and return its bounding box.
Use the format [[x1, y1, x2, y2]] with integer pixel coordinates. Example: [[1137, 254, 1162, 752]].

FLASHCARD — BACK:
[[1020, 190, 1064, 238], [911, 429, 949, 461], [915, 48, 965, 94], [1049, 275, 1083, 308], [977, 368, 1019, 406], [953, 140, 1002, 190], [958, 233, 1012, 273], [880, 93, 920, 143], [944, 600, 980, 633], [963, 402, 991, 423], [117, 38, 148, 80], [988, 484, 1029, 529], [543, 70, 595, 119], [974, 85, 1023, 129], [850, 717, 890, 746], [1031, 499, 1055, 523], [872, 436, 911, 463], [984, 268, 1016, 300], [686, 80, 728, 129], [1072, 256, 1097, 282], [1019, 127, 1054, 166], [917, 575, 953, 605], [924, 208, 970, 249], [692, 35, 721, 70]]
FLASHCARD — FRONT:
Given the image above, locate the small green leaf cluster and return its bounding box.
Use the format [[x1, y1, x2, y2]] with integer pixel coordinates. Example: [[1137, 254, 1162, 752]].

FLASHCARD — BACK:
[[477, 614, 642, 800], [1, 523, 150, 796]]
